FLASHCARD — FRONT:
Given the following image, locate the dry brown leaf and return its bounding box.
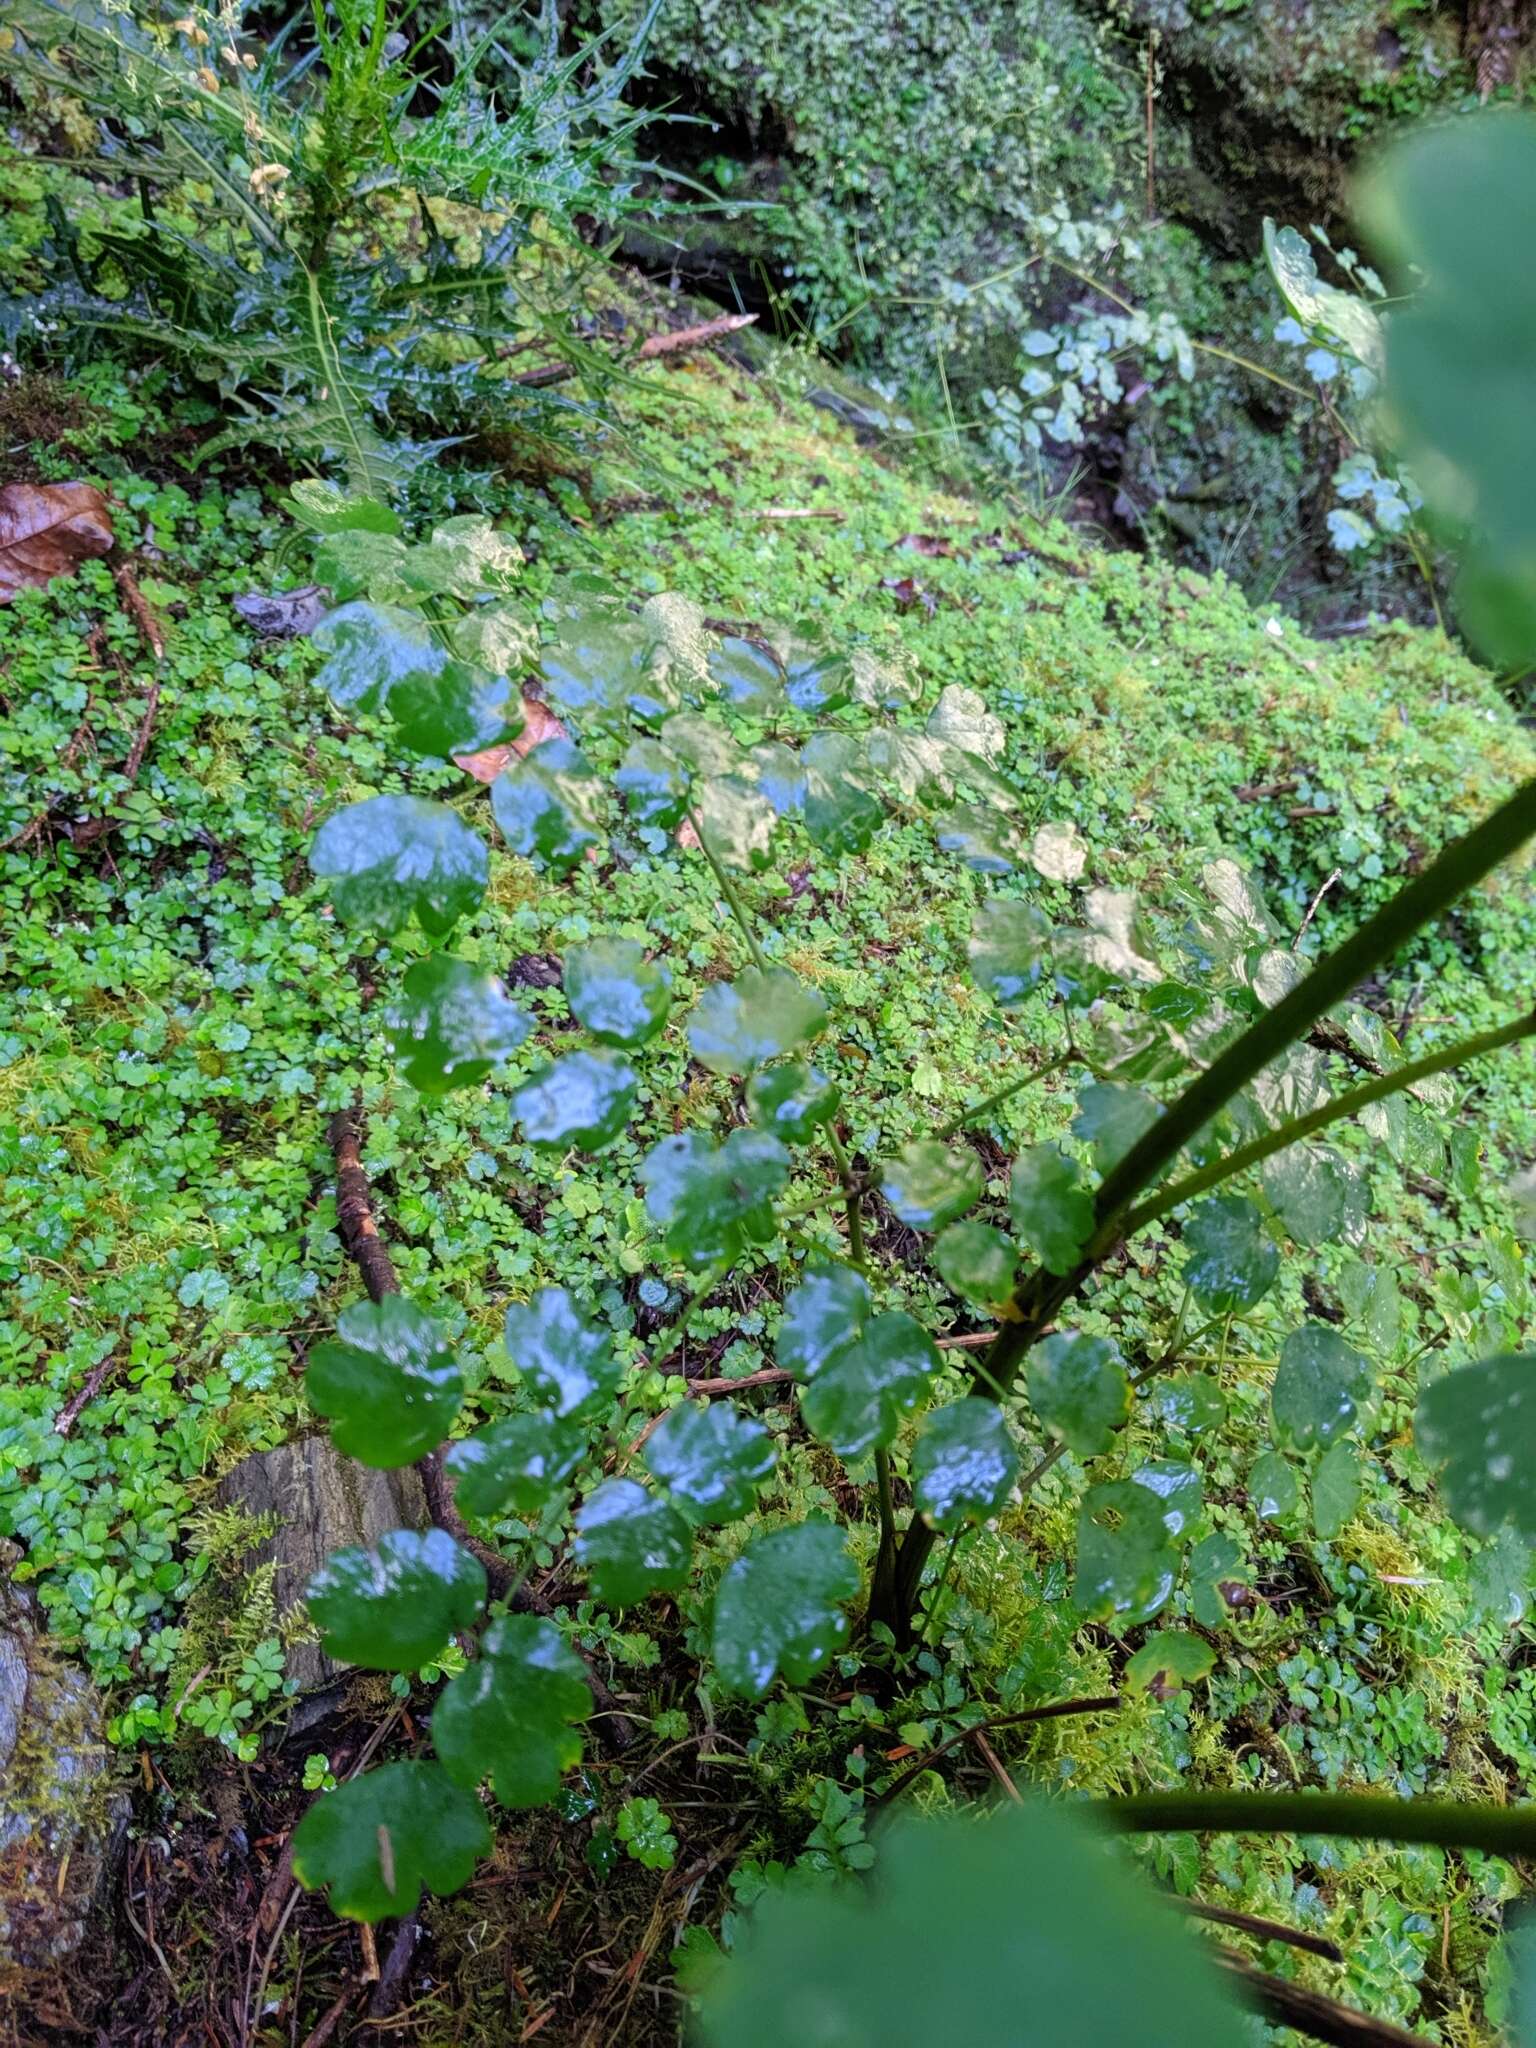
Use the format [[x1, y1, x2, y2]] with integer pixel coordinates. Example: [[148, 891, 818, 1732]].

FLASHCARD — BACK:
[[454, 695, 567, 784], [0, 482, 115, 603]]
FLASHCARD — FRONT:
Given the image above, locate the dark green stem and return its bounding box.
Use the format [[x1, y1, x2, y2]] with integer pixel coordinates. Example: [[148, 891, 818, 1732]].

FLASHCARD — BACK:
[[827, 1128, 868, 1270], [1100, 1791, 1536, 1858], [935, 1049, 1078, 1141], [690, 815, 769, 974]]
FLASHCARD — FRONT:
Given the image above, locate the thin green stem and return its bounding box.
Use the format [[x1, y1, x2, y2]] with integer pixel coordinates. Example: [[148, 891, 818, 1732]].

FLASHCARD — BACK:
[[935, 1050, 1078, 1140], [827, 1128, 869, 1271], [1100, 1791, 1536, 1858], [690, 814, 769, 974], [921, 1528, 967, 1645], [870, 1447, 900, 1624]]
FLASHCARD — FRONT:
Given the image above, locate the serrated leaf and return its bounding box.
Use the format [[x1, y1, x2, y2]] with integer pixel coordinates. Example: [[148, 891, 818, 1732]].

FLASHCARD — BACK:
[[711, 1519, 859, 1698], [291, 1761, 488, 1922], [443, 1413, 582, 1519], [1182, 1197, 1278, 1313], [1028, 1331, 1131, 1457], [490, 739, 603, 869], [616, 737, 692, 828], [1261, 1144, 1356, 1247], [746, 1061, 841, 1143], [798, 1310, 942, 1458], [310, 795, 488, 935], [878, 1140, 984, 1231], [687, 968, 828, 1075], [969, 898, 1052, 1004], [1271, 1324, 1372, 1451], [693, 774, 778, 871], [776, 1263, 872, 1378], [574, 1478, 694, 1605], [503, 1287, 620, 1419], [1126, 1631, 1215, 1697], [912, 1401, 1020, 1530], [288, 479, 402, 536], [1146, 1373, 1227, 1437], [1248, 1449, 1300, 1521], [1311, 1439, 1362, 1540], [564, 938, 672, 1048], [1009, 1143, 1094, 1276], [1074, 1480, 1179, 1624], [307, 1528, 485, 1671], [433, 1614, 590, 1806], [1417, 1352, 1536, 1536], [933, 1220, 1017, 1308], [641, 1130, 791, 1269], [307, 1295, 464, 1468], [511, 1048, 639, 1151], [641, 1403, 777, 1525], [384, 954, 532, 1093], [1072, 1084, 1162, 1172]]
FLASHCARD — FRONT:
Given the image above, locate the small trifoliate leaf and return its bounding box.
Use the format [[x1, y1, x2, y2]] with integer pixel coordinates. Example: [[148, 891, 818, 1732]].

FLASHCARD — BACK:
[[291, 1761, 488, 1922], [432, 1614, 590, 1806], [878, 1140, 984, 1231], [933, 1220, 1017, 1308], [490, 739, 603, 870], [776, 1264, 872, 1378], [616, 738, 691, 828], [574, 1478, 694, 1606], [687, 968, 828, 1076], [307, 1528, 485, 1671], [912, 1401, 1020, 1530], [969, 899, 1051, 1004], [310, 795, 488, 936], [1271, 1324, 1372, 1452], [798, 1311, 942, 1458], [711, 1520, 858, 1697], [1072, 1084, 1162, 1173], [1248, 1449, 1300, 1521], [641, 1130, 790, 1269], [746, 1061, 841, 1143], [1074, 1481, 1179, 1624], [1182, 1197, 1279, 1312], [1416, 1353, 1536, 1536], [384, 955, 532, 1093], [1009, 1144, 1094, 1277], [511, 1048, 638, 1151], [306, 1296, 464, 1468], [443, 1413, 582, 1519], [640, 1403, 777, 1525], [1125, 1632, 1215, 1698], [564, 938, 672, 1048], [503, 1287, 620, 1419], [1028, 1331, 1131, 1457], [1311, 1440, 1362, 1540]]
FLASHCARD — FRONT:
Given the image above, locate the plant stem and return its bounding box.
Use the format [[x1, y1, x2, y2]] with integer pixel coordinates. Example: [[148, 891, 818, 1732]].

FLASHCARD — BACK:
[[1100, 1791, 1536, 1858], [935, 1049, 1077, 1140], [920, 1527, 966, 1645], [827, 1127, 868, 1270], [690, 814, 769, 974], [870, 1447, 900, 1623]]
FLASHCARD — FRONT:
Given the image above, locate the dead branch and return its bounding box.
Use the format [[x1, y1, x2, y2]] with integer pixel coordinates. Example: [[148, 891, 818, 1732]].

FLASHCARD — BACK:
[[1216, 1951, 1434, 2048], [513, 310, 757, 388]]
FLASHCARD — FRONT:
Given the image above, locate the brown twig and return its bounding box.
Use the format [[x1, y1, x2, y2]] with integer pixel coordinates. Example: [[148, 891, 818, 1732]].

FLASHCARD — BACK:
[[513, 310, 757, 387], [110, 556, 167, 661], [368, 1912, 419, 2017], [872, 1696, 1122, 1811], [1176, 1899, 1343, 1962], [53, 1355, 117, 1437], [1216, 1951, 1434, 2048], [327, 1109, 401, 1305], [297, 1981, 358, 2048]]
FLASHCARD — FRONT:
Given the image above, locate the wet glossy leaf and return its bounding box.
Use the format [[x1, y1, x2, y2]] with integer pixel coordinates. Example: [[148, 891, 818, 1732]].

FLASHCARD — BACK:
[[747, 741, 808, 816], [709, 636, 785, 714], [310, 795, 488, 935], [969, 899, 1052, 1005], [306, 1295, 464, 1468], [1126, 1631, 1215, 1698], [693, 774, 778, 871], [878, 1140, 984, 1231], [798, 1310, 942, 1458], [641, 1130, 791, 1269], [1261, 1144, 1355, 1247], [641, 1403, 777, 1525], [389, 657, 523, 760], [1131, 1459, 1204, 1539], [433, 1614, 590, 1806], [291, 1761, 488, 1922], [311, 601, 436, 712], [712, 1519, 859, 1698], [564, 938, 672, 1048], [1072, 1084, 1162, 1173], [1030, 818, 1087, 882], [417, 515, 523, 598], [511, 1048, 639, 1151], [1009, 1144, 1094, 1277], [312, 529, 410, 603], [782, 646, 854, 715], [443, 1413, 582, 1518], [288, 479, 401, 536], [746, 1061, 841, 1143], [540, 609, 649, 724], [1248, 1449, 1300, 1521], [1074, 1481, 1179, 1624], [927, 683, 1005, 765], [776, 1264, 873, 1379], [912, 1401, 1020, 1530], [1271, 1325, 1372, 1452], [1264, 222, 1384, 375], [933, 1220, 1017, 1309], [1027, 1331, 1130, 1457], [1186, 1529, 1252, 1629], [937, 805, 1026, 875], [616, 738, 692, 828], [574, 1478, 694, 1606], [802, 733, 884, 856], [384, 955, 532, 1093], [449, 600, 536, 675], [1312, 1440, 1362, 1540], [1182, 1196, 1278, 1313], [503, 1288, 621, 1419], [698, 1799, 1237, 2048], [687, 968, 827, 1075], [490, 739, 604, 869], [1146, 1373, 1227, 1438], [307, 1528, 485, 1671], [0, 481, 114, 601], [1417, 1352, 1536, 1536]]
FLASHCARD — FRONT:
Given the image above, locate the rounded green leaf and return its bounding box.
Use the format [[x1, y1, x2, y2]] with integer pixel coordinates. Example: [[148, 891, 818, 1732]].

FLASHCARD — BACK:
[[574, 1478, 694, 1606], [616, 737, 691, 829], [540, 611, 648, 724], [933, 1221, 1017, 1309], [449, 599, 536, 674], [1132, 1458, 1204, 1539], [291, 1761, 489, 1923], [1125, 1631, 1216, 1698], [1074, 1480, 1178, 1624], [1312, 1439, 1362, 1540], [443, 1413, 583, 1519], [746, 1061, 841, 1144], [1008, 1144, 1093, 1277], [686, 968, 828, 1076], [912, 1401, 1020, 1531], [490, 739, 603, 870], [432, 1613, 590, 1807], [801, 733, 883, 856], [306, 1295, 464, 1468], [307, 1528, 486, 1671], [511, 1048, 638, 1152], [1181, 1196, 1278, 1313], [776, 1263, 872, 1378], [289, 480, 402, 536], [879, 1140, 984, 1232], [969, 898, 1052, 1005], [1248, 1449, 1300, 1521], [564, 937, 672, 1048], [310, 794, 488, 936], [384, 954, 532, 1094], [388, 657, 523, 760], [641, 1403, 777, 1525], [1027, 1331, 1131, 1458], [1071, 1084, 1162, 1173], [711, 1519, 859, 1698], [313, 529, 411, 603], [1271, 1324, 1372, 1452], [1261, 1143, 1357, 1247], [693, 774, 778, 872], [1146, 1373, 1227, 1438], [641, 1129, 790, 1269], [799, 1311, 942, 1459], [310, 600, 435, 711], [1417, 1352, 1536, 1537], [503, 1287, 620, 1419], [709, 635, 785, 713]]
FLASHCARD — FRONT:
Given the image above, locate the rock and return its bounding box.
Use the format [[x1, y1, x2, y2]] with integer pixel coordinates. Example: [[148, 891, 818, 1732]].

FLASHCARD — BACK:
[[0, 1547, 129, 1973], [213, 1435, 427, 1695]]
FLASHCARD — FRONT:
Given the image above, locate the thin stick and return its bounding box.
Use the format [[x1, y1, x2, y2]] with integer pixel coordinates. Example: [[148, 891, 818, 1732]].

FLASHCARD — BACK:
[[1175, 1898, 1343, 1962], [971, 1727, 1023, 1803], [873, 1696, 1121, 1810], [1216, 1951, 1433, 2048], [1295, 868, 1342, 951]]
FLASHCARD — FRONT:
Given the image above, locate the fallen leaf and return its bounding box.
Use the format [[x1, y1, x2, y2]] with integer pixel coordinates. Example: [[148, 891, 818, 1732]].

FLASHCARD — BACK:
[[233, 584, 329, 638], [893, 532, 956, 558], [879, 575, 938, 617], [454, 696, 567, 784], [0, 482, 115, 602]]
